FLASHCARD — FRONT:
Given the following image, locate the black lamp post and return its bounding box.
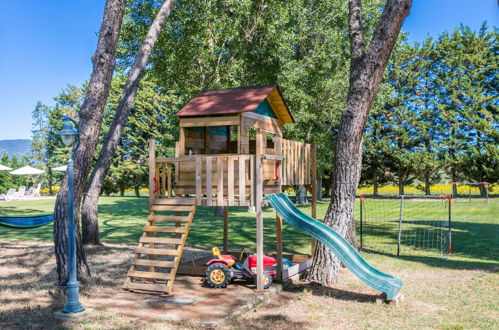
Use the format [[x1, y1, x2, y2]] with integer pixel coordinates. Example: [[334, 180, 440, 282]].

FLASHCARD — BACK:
[[57, 115, 84, 314]]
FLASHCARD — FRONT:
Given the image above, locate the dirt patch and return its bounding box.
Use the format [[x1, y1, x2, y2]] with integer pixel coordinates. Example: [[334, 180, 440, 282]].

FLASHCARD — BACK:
[[0, 241, 281, 329]]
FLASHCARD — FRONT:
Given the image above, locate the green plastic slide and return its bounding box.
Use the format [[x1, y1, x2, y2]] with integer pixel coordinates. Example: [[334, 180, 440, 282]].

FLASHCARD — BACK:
[[266, 193, 403, 300]]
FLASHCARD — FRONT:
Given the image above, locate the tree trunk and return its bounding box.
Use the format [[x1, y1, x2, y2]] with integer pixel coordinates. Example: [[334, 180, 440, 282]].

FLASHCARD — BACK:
[[54, 0, 126, 283], [295, 185, 308, 205], [307, 0, 412, 286], [316, 179, 323, 201], [424, 171, 430, 195], [373, 166, 379, 195], [81, 0, 178, 244], [134, 186, 140, 197], [120, 187, 125, 197], [398, 169, 405, 195]]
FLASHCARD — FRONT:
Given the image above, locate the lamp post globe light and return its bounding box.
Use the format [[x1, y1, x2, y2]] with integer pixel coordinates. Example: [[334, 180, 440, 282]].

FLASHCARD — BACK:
[[56, 115, 84, 314]]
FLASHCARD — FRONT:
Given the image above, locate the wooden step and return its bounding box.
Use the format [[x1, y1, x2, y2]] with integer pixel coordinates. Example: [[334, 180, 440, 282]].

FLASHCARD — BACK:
[[151, 204, 194, 212], [147, 215, 190, 223], [134, 247, 180, 256], [154, 198, 196, 206], [139, 237, 183, 245], [143, 226, 187, 234], [124, 281, 168, 293], [127, 270, 174, 280], [131, 258, 176, 268]]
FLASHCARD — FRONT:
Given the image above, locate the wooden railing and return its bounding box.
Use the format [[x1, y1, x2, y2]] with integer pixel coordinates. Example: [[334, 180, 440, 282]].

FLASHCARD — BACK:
[[150, 153, 256, 207], [277, 138, 313, 186], [148, 139, 315, 207]]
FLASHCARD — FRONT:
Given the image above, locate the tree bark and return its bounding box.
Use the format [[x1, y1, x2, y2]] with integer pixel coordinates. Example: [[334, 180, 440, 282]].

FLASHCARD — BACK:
[[307, 0, 412, 286], [134, 186, 141, 197], [54, 0, 126, 285], [398, 169, 405, 195], [295, 185, 308, 205], [81, 0, 178, 245]]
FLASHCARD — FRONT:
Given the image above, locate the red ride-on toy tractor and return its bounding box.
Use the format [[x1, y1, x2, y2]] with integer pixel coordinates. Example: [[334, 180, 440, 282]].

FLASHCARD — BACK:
[[205, 247, 277, 289]]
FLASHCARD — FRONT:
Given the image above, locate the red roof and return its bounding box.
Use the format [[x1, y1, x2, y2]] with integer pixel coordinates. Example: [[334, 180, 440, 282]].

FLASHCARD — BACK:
[[177, 86, 277, 117]]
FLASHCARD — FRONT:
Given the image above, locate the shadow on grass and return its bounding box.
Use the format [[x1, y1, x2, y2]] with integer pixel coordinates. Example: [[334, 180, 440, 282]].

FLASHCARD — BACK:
[[286, 282, 377, 303]]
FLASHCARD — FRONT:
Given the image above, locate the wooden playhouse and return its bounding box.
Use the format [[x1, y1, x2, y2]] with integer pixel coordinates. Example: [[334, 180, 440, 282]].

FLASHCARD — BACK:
[[123, 85, 317, 295]]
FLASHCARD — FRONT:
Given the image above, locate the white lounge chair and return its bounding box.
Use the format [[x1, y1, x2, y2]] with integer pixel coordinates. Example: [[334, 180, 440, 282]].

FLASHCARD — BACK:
[[0, 189, 16, 201], [32, 183, 41, 197], [25, 184, 41, 199], [13, 186, 26, 200]]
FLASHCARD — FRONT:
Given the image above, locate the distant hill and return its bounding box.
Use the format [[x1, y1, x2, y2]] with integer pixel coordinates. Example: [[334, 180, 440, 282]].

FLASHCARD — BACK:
[[0, 139, 32, 158]]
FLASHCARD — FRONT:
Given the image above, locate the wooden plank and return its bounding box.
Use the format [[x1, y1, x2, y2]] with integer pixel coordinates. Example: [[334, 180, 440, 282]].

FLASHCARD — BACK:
[[261, 154, 284, 161], [134, 247, 180, 256], [179, 128, 185, 156], [155, 164, 160, 199], [143, 226, 187, 234], [154, 198, 196, 205], [131, 258, 176, 268], [179, 115, 240, 127], [127, 270, 174, 281], [255, 129, 264, 290], [124, 282, 168, 293], [276, 137, 282, 191], [139, 236, 183, 244], [206, 157, 212, 206], [239, 156, 246, 206], [148, 139, 156, 208], [146, 215, 190, 223], [167, 164, 172, 197], [242, 112, 283, 135], [228, 157, 234, 205], [175, 142, 180, 180], [195, 157, 202, 205], [299, 142, 303, 185], [217, 157, 224, 207], [223, 206, 228, 254], [250, 155, 255, 207], [151, 205, 193, 212], [276, 213, 283, 281]]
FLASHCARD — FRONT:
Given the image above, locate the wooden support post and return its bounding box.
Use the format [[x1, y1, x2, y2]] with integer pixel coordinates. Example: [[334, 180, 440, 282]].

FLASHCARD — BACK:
[[255, 129, 264, 290], [223, 206, 229, 254], [195, 157, 202, 205], [228, 157, 234, 206], [217, 157, 224, 207], [275, 213, 283, 281], [148, 139, 156, 208], [161, 163, 166, 198], [167, 164, 172, 197], [311, 144, 317, 256], [179, 128, 185, 156], [206, 157, 212, 206]]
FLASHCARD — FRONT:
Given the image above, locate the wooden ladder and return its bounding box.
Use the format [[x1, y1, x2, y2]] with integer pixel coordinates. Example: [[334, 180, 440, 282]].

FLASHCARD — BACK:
[[123, 197, 196, 295]]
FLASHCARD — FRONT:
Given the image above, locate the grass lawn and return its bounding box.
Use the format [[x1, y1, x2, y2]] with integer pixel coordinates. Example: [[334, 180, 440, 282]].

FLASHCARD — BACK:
[[0, 197, 497, 329]]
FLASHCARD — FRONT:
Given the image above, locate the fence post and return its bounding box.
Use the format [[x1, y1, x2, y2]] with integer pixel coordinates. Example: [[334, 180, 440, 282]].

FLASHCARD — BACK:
[[448, 196, 452, 255], [397, 195, 404, 256]]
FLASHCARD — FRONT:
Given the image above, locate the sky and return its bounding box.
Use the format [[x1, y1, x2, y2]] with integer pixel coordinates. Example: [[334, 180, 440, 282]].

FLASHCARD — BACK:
[[0, 0, 497, 141]]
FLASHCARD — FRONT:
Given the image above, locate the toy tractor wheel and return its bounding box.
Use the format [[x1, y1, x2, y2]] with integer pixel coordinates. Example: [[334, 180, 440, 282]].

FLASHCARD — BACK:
[[254, 271, 273, 289], [206, 263, 231, 288]]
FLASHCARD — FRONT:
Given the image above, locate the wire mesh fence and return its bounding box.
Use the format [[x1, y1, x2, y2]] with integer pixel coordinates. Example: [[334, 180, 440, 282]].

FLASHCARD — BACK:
[[358, 195, 451, 258]]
